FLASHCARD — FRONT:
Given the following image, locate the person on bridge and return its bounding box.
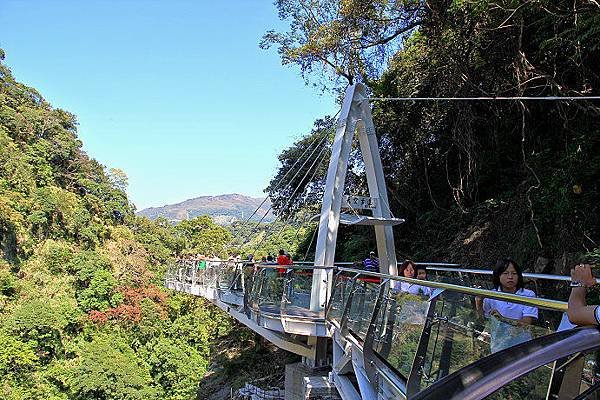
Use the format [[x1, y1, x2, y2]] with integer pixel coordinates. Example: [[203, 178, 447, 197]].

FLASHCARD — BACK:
[[363, 251, 380, 273], [476, 258, 538, 353], [394, 260, 431, 296], [567, 263, 599, 325], [277, 249, 292, 273], [197, 254, 206, 270], [277, 249, 292, 265]]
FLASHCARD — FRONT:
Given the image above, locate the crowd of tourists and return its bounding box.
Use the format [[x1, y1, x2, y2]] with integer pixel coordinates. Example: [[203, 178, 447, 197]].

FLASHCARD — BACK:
[[175, 249, 296, 270], [175, 247, 599, 353], [352, 251, 599, 353], [176, 254, 222, 270]]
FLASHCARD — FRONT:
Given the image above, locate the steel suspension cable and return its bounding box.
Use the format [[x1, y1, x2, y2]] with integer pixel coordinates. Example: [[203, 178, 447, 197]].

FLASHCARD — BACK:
[[250, 142, 330, 256], [237, 129, 326, 226], [302, 225, 319, 261], [239, 134, 330, 247], [275, 147, 329, 241], [232, 108, 341, 255], [226, 131, 329, 251]]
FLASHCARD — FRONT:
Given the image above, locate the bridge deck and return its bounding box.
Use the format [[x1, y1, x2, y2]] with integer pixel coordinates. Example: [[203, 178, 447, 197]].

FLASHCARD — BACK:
[[260, 305, 325, 319], [165, 261, 600, 400]]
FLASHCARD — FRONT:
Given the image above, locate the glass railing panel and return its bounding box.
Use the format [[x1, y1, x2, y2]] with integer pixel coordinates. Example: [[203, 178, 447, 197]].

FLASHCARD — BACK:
[[164, 263, 176, 281], [327, 271, 356, 324], [203, 261, 221, 288], [283, 269, 313, 311], [218, 262, 243, 291], [579, 351, 600, 399], [247, 268, 263, 309], [176, 261, 192, 282], [177, 265, 187, 283], [425, 266, 572, 303], [241, 264, 256, 294], [256, 268, 285, 313], [426, 268, 489, 288], [415, 290, 561, 392], [346, 278, 381, 340], [372, 290, 431, 378]]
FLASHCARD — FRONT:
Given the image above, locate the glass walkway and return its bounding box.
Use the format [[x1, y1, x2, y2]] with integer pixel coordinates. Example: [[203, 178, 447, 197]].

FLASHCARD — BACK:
[[165, 259, 600, 400]]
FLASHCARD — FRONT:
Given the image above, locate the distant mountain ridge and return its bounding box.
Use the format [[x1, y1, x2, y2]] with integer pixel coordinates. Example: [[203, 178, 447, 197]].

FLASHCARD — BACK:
[[136, 193, 275, 225]]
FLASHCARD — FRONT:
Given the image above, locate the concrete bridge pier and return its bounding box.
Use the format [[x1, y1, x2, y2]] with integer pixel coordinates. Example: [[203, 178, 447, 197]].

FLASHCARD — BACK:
[[285, 361, 341, 400]]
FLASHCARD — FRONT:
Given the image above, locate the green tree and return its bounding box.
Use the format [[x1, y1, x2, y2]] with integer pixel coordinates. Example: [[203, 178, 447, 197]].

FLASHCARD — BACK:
[[35, 239, 74, 274], [0, 330, 38, 378], [140, 337, 207, 400], [76, 269, 120, 312], [261, 0, 424, 89], [175, 216, 232, 256], [107, 168, 129, 193], [7, 298, 81, 363], [67, 335, 159, 400]]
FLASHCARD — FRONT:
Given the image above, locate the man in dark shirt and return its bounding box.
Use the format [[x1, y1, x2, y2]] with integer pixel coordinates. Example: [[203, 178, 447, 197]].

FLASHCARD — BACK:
[[363, 251, 380, 273]]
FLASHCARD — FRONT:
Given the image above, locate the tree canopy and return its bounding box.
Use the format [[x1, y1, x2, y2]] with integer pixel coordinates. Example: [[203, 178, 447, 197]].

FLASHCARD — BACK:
[[261, 0, 425, 90], [0, 52, 245, 399], [265, 0, 600, 267]]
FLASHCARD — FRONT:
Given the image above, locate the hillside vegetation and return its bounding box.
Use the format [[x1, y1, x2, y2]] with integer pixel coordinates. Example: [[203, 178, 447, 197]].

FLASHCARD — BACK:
[[0, 51, 242, 400], [265, 0, 600, 273]]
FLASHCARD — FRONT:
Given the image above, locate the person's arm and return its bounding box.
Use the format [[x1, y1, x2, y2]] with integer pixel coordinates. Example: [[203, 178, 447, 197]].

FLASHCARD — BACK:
[[485, 310, 534, 326], [516, 290, 539, 325], [567, 264, 598, 326]]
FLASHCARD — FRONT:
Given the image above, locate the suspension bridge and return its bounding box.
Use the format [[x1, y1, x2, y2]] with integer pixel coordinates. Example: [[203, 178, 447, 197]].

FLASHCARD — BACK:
[[165, 84, 600, 400]]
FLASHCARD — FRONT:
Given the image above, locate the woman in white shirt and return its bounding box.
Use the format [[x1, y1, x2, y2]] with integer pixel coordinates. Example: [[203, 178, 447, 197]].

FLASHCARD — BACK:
[[395, 260, 432, 297], [476, 258, 538, 353]]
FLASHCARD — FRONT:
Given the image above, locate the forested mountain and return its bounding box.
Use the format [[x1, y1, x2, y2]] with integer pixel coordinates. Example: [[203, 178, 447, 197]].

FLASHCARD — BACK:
[[0, 46, 310, 399], [265, 0, 600, 273], [137, 194, 275, 225], [0, 50, 247, 399]]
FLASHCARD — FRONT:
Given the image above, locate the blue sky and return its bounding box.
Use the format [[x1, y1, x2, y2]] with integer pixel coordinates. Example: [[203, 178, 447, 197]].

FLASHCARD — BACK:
[[0, 1, 337, 210]]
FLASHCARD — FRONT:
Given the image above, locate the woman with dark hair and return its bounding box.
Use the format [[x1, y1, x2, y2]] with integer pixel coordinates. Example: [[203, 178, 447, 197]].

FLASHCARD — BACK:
[[394, 260, 431, 296], [398, 260, 416, 279], [477, 258, 538, 352], [277, 249, 292, 273]]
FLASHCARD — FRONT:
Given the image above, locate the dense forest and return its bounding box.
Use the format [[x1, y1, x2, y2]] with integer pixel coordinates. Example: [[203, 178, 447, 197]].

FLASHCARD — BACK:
[[264, 0, 600, 273], [0, 48, 292, 398], [1, 1, 600, 399]]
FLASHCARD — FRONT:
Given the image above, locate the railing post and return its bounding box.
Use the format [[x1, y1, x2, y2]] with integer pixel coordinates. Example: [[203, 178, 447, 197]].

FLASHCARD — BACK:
[[406, 293, 442, 396], [192, 262, 197, 287]]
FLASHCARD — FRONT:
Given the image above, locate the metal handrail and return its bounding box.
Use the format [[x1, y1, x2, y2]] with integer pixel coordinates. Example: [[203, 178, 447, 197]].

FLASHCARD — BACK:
[[173, 259, 594, 283], [336, 267, 568, 312], [425, 265, 600, 284], [256, 264, 334, 271], [295, 259, 599, 284], [411, 326, 600, 400], [168, 261, 570, 312]]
